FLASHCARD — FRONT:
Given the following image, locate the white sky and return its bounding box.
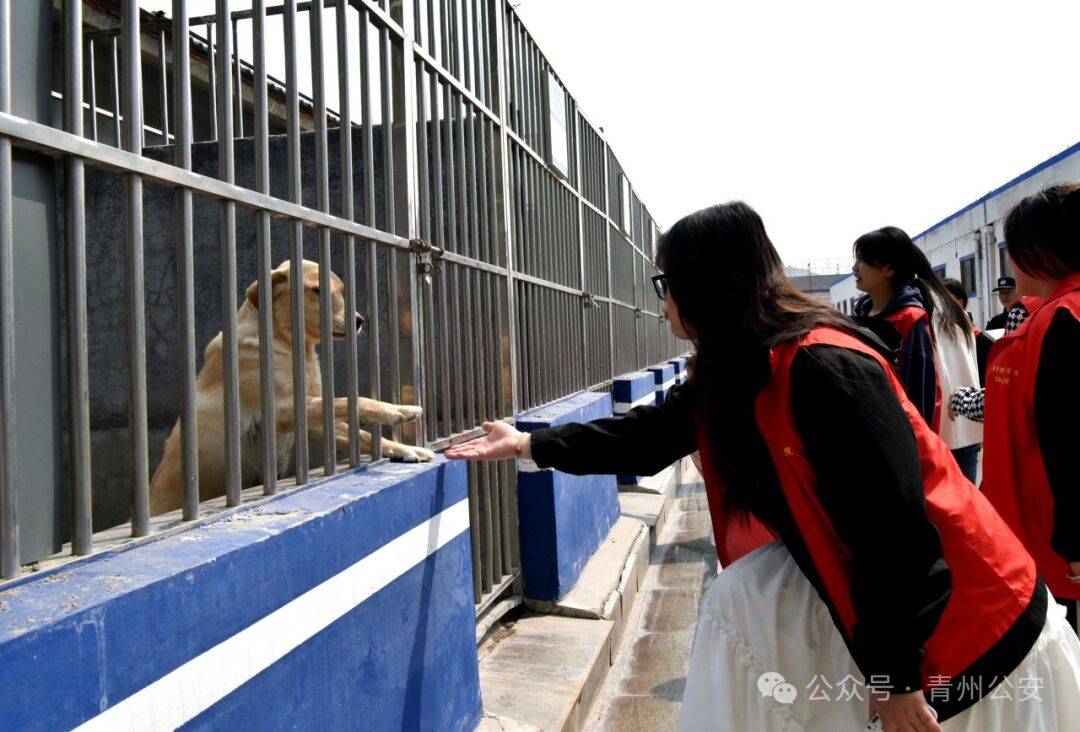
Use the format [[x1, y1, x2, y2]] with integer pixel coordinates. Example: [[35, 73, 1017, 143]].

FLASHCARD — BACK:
[[517, 0, 1080, 270], [143, 1, 1080, 270]]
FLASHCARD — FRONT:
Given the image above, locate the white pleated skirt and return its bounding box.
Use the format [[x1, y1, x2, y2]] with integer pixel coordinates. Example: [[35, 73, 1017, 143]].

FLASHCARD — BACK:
[[678, 542, 1080, 731]]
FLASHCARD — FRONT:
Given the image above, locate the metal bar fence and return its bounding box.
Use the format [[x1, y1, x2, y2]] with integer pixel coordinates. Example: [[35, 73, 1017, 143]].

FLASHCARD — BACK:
[[0, 1, 687, 619]]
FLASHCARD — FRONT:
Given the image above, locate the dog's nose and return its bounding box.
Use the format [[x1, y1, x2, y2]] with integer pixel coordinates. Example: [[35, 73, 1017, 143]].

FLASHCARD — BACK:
[[355, 313, 365, 332]]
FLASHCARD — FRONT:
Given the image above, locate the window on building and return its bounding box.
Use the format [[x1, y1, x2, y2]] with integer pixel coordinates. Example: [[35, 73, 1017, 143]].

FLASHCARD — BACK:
[[998, 244, 1011, 279], [933, 264, 946, 280], [960, 255, 977, 296], [546, 71, 570, 177]]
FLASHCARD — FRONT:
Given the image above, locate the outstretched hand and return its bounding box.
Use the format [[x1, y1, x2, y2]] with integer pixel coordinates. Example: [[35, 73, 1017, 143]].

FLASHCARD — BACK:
[[444, 421, 526, 462]]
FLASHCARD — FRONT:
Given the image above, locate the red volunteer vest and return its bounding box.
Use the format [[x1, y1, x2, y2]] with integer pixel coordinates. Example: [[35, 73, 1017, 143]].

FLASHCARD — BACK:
[[887, 305, 942, 431], [983, 275, 1080, 600], [696, 327, 1037, 688]]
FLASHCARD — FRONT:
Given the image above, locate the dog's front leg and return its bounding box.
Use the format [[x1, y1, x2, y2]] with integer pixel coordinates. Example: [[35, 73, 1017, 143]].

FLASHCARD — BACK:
[[356, 397, 423, 425], [308, 396, 421, 427]]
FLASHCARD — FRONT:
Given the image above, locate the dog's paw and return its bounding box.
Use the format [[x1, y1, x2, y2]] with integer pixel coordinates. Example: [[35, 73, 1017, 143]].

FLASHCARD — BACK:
[[395, 405, 423, 423], [385, 442, 436, 463]]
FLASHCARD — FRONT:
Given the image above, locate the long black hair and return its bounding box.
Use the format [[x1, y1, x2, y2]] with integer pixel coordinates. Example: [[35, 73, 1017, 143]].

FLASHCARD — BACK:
[[854, 226, 972, 338], [656, 202, 860, 513], [1004, 183, 1080, 280]]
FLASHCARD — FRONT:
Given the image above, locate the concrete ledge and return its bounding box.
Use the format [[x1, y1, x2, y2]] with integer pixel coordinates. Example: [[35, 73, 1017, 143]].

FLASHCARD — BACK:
[[479, 614, 614, 732], [619, 491, 671, 554], [618, 462, 677, 496], [0, 459, 481, 732]]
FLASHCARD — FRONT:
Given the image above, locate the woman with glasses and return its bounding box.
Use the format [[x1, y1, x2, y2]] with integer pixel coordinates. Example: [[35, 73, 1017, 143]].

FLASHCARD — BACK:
[[448, 201, 1080, 731]]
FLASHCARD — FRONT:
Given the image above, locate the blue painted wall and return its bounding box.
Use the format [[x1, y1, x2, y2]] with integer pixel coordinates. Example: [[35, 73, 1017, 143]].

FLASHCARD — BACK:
[[668, 356, 688, 385], [647, 363, 676, 405], [612, 371, 655, 413], [0, 460, 481, 732], [612, 372, 657, 488], [516, 392, 621, 602]]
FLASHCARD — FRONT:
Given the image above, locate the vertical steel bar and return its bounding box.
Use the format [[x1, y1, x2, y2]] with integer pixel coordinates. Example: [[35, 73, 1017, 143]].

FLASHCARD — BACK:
[[232, 17, 243, 138], [311, 0, 336, 474], [157, 31, 169, 143], [450, 265, 464, 433], [603, 145, 615, 382], [492, 0, 520, 416], [469, 0, 481, 101], [433, 76, 452, 435], [173, 0, 199, 520], [337, 0, 360, 467], [119, 2, 147, 534], [216, 0, 242, 505], [379, 23, 402, 442], [416, 64, 437, 441], [476, 110, 490, 264], [110, 37, 122, 146], [460, 0, 471, 92], [284, 0, 308, 483], [87, 39, 98, 142], [65, 0, 92, 554], [207, 22, 218, 142], [395, 0, 426, 450], [0, 0, 17, 579], [358, 8, 381, 459], [252, 0, 277, 493]]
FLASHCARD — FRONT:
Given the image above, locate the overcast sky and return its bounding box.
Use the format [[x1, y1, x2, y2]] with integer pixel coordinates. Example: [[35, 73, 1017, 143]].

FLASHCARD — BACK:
[[143, 1, 1080, 271], [516, 0, 1080, 271]]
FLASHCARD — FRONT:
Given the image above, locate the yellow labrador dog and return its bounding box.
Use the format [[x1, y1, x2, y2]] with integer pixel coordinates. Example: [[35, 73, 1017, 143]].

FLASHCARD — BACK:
[[149, 259, 434, 515]]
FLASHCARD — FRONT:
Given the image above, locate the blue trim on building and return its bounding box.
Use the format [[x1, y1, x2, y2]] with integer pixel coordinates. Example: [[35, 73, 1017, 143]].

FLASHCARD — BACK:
[[913, 139, 1080, 241]]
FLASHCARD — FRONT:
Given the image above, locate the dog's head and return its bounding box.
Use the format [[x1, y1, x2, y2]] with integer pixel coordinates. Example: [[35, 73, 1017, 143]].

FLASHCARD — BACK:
[[246, 259, 365, 342]]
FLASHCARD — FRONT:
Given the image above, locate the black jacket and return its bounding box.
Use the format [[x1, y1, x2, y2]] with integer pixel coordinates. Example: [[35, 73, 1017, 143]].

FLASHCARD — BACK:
[[531, 345, 949, 694]]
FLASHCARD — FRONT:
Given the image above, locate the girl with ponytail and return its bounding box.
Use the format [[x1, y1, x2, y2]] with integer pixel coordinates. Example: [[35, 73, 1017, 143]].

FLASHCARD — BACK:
[[852, 227, 973, 432]]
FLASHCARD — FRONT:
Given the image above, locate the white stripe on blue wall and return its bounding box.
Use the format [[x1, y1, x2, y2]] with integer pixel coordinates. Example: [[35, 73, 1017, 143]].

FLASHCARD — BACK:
[[613, 392, 655, 414], [76, 499, 471, 732]]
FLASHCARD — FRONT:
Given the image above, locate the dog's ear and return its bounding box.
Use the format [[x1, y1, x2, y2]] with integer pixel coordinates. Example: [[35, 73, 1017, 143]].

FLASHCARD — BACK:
[[245, 269, 290, 309]]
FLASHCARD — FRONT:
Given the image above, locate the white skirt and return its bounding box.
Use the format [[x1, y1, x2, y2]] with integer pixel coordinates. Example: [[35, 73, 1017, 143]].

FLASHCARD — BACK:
[[678, 542, 1080, 731]]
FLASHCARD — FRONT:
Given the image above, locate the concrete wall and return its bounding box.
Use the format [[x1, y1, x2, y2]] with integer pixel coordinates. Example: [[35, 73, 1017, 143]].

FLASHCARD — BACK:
[[0, 459, 482, 731]]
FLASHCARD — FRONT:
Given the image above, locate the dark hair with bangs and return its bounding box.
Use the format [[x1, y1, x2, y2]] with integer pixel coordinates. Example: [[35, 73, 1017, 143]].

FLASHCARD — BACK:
[[941, 278, 968, 309], [656, 202, 860, 513], [1004, 183, 1080, 280]]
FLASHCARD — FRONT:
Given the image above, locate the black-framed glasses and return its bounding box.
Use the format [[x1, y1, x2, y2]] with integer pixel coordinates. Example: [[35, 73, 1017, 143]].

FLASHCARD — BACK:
[[651, 273, 669, 300]]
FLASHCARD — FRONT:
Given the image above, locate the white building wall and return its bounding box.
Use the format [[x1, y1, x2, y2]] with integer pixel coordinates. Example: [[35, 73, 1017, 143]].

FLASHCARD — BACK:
[[829, 273, 861, 314], [912, 142, 1080, 326]]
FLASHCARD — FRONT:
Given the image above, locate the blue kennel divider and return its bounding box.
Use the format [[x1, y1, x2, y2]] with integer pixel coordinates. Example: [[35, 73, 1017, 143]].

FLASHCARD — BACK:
[[647, 363, 677, 406], [667, 356, 688, 385], [515, 391, 621, 602], [611, 372, 657, 489]]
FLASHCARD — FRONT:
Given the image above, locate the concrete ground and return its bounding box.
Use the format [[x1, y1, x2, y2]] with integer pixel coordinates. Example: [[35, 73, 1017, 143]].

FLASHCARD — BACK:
[[585, 463, 716, 731]]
